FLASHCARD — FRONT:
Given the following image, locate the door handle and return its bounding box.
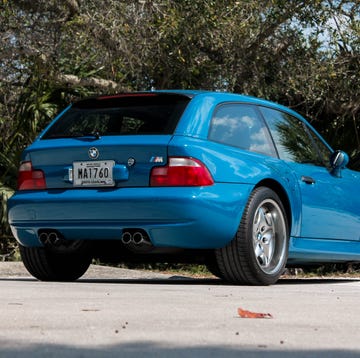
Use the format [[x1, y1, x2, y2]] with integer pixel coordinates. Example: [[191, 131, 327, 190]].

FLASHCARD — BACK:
[[301, 176, 316, 184]]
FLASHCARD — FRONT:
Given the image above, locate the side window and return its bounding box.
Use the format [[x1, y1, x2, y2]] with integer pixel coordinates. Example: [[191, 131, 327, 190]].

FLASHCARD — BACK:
[[306, 128, 332, 166], [208, 104, 276, 156], [259, 106, 330, 166]]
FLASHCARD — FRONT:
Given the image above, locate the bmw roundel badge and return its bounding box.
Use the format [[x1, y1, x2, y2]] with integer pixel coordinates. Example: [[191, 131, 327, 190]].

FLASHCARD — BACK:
[[127, 157, 136, 167], [88, 147, 99, 159]]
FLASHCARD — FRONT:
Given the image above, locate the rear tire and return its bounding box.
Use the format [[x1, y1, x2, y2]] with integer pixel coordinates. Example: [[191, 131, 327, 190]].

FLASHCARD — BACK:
[[215, 187, 289, 285], [205, 251, 225, 279], [19, 244, 92, 281]]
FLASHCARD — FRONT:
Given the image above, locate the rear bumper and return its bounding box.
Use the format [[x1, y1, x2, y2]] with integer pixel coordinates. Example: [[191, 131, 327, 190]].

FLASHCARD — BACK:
[[8, 184, 252, 249]]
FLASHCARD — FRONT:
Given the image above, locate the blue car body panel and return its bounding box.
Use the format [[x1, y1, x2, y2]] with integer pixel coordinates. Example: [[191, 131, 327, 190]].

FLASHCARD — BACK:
[[9, 184, 251, 248], [287, 162, 360, 241], [8, 90, 360, 265]]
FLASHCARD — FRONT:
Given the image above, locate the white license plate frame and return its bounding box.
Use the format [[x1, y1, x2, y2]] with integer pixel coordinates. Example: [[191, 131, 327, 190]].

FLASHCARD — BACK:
[[72, 160, 115, 187]]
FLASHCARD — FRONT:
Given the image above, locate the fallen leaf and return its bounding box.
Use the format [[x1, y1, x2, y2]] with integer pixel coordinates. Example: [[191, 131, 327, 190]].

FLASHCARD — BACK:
[[237, 307, 273, 319]]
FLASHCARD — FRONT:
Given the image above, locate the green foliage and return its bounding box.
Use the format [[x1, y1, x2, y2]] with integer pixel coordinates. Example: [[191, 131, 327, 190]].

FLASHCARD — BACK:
[[0, 182, 15, 260]]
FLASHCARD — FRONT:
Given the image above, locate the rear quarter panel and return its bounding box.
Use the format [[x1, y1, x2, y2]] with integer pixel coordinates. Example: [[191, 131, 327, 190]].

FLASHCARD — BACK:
[[168, 136, 302, 239]]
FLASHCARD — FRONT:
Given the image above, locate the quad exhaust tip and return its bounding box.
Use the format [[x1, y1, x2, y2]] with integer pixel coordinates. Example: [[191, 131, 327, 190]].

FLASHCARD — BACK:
[[38, 228, 152, 248], [38, 230, 65, 247], [121, 229, 151, 246]]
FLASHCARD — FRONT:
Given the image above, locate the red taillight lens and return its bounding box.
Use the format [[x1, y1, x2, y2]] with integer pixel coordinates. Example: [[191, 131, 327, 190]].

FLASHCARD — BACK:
[[17, 161, 46, 190], [150, 157, 214, 187]]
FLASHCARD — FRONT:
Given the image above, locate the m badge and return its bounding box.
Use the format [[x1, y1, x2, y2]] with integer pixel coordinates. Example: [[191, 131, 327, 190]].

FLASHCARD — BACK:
[[150, 156, 164, 163]]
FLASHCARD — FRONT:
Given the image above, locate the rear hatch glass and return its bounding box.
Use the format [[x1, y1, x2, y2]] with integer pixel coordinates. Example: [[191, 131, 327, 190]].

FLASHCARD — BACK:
[[42, 93, 190, 139]]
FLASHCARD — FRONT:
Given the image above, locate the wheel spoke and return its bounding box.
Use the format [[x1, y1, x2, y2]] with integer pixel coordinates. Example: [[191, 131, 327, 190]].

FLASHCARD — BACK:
[[265, 211, 273, 227], [254, 207, 267, 235], [253, 204, 280, 270], [254, 243, 263, 258], [261, 233, 274, 266]]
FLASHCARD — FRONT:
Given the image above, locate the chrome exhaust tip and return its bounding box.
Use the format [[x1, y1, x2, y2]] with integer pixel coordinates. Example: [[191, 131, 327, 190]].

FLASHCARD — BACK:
[[132, 231, 145, 245], [38, 229, 65, 247], [121, 231, 132, 245], [121, 229, 152, 246], [48, 232, 61, 246], [39, 232, 49, 244]]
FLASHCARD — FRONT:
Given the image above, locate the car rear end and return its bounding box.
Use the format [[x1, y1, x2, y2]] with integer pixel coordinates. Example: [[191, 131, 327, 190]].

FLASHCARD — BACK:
[[8, 92, 248, 253]]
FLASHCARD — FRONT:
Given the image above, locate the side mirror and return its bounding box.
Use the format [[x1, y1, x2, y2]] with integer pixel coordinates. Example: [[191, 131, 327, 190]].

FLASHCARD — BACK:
[[330, 150, 349, 177]]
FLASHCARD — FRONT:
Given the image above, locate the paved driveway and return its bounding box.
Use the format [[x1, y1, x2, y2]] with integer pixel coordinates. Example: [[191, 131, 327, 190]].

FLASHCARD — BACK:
[[0, 262, 359, 357]]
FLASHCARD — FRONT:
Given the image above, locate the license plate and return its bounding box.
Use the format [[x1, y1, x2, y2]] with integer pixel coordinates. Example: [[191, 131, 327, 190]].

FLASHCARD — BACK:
[[73, 160, 115, 187]]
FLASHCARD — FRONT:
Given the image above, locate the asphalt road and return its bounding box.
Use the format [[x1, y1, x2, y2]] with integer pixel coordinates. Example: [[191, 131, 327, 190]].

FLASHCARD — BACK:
[[0, 262, 360, 357]]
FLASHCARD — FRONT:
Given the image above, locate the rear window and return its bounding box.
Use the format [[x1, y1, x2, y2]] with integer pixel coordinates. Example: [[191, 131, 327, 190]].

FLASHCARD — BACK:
[[42, 94, 190, 139]]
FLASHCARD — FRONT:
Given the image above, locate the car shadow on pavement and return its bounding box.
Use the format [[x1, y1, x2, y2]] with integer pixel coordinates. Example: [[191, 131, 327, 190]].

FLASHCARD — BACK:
[[0, 340, 359, 358], [1, 262, 358, 285], [78, 276, 222, 285]]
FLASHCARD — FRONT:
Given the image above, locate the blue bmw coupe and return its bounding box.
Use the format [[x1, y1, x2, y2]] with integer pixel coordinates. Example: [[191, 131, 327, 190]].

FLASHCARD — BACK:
[[8, 90, 360, 285]]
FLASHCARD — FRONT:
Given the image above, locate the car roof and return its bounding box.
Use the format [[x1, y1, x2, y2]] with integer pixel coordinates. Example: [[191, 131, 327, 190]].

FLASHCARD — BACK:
[[75, 90, 303, 120], [152, 90, 303, 118]]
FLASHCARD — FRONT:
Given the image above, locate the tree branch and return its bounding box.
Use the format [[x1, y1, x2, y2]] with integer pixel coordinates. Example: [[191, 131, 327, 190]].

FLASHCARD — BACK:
[[63, 0, 80, 18], [56, 74, 126, 91]]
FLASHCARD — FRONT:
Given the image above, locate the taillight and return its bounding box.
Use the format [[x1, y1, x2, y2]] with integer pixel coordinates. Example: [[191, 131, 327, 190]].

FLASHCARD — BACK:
[[150, 157, 214, 187], [17, 161, 46, 190]]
